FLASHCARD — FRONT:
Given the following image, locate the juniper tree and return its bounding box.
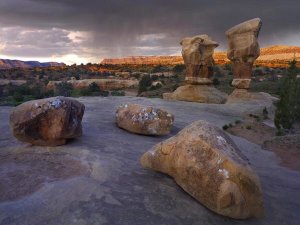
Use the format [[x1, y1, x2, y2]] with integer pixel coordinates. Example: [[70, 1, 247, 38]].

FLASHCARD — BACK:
[[274, 60, 299, 131]]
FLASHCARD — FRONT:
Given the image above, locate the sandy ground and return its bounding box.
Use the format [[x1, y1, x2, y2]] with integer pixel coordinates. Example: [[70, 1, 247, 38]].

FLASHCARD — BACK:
[[0, 96, 299, 225], [227, 117, 300, 171]]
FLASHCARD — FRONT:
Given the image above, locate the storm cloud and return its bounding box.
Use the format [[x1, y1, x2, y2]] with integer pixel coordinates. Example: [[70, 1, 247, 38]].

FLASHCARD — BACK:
[[0, 0, 299, 64]]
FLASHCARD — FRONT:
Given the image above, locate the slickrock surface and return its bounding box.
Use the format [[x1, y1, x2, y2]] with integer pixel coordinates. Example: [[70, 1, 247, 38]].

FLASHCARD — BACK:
[[0, 96, 299, 225]]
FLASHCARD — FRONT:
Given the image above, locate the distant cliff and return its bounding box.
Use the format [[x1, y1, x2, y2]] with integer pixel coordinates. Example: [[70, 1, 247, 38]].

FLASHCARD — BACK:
[[101, 45, 300, 67], [0, 59, 65, 70]]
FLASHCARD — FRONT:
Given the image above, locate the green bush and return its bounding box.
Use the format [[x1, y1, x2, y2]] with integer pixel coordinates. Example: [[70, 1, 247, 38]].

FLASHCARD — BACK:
[[138, 75, 152, 94], [222, 124, 229, 130], [55, 82, 73, 97], [212, 78, 220, 86], [111, 90, 125, 96], [274, 60, 300, 131]]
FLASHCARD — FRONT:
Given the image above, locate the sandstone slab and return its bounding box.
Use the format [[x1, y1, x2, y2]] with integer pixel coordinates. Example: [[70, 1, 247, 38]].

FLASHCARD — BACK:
[[141, 120, 264, 219], [116, 104, 174, 135], [163, 85, 228, 104], [226, 89, 277, 105], [10, 96, 85, 146]]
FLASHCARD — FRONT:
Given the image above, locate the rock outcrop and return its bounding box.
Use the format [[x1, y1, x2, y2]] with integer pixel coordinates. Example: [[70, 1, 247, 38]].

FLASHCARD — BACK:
[[47, 79, 138, 91], [226, 18, 262, 89], [181, 34, 219, 84], [100, 45, 300, 68], [226, 89, 277, 105], [10, 97, 85, 146], [164, 35, 227, 104], [0, 59, 65, 70], [116, 104, 174, 135], [141, 120, 264, 219], [163, 85, 227, 104]]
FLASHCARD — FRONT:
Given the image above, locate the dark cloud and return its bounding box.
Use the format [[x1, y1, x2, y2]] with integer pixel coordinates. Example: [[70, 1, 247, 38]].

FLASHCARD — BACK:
[[0, 0, 299, 63]]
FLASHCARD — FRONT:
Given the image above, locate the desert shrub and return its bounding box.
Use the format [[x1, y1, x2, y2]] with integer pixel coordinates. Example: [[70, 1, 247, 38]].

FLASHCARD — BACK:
[[263, 107, 269, 119], [111, 90, 125, 96], [224, 63, 232, 72], [55, 82, 73, 97], [138, 75, 152, 94], [235, 120, 241, 124], [13, 92, 24, 102], [222, 124, 229, 130], [213, 78, 220, 86], [172, 64, 186, 74], [246, 125, 252, 130], [88, 82, 100, 92], [274, 60, 300, 131]]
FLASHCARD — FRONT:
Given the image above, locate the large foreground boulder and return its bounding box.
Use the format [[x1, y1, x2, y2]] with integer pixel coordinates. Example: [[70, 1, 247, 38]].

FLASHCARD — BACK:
[[163, 85, 228, 104], [10, 97, 85, 146], [116, 104, 174, 135], [141, 120, 264, 219]]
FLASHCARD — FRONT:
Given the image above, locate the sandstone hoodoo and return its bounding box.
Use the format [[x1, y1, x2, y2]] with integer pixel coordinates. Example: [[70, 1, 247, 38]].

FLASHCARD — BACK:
[[164, 34, 227, 104], [226, 18, 262, 89], [10, 97, 85, 146], [141, 120, 264, 219], [181, 34, 218, 85], [116, 104, 174, 135]]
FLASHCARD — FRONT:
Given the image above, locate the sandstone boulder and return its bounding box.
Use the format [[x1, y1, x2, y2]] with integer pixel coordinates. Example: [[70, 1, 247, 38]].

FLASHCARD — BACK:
[[141, 120, 264, 219], [163, 85, 228, 104], [10, 97, 85, 146], [181, 34, 219, 84], [226, 18, 262, 88], [116, 104, 174, 135]]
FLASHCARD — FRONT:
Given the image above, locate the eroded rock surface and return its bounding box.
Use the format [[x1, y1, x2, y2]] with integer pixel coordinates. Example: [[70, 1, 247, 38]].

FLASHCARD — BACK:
[[116, 104, 174, 135], [163, 85, 227, 104], [226, 18, 262, 89], [141, 120, 264, 219], [10, 96, 85, 146], [181, 34, 219, 84]]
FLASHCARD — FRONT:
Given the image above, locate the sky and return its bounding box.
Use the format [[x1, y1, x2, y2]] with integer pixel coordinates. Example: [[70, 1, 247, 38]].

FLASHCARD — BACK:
[[0, 0, 299, 65]]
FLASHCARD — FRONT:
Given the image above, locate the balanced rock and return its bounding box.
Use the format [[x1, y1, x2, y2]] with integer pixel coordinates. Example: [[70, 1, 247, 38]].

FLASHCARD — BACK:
[[181, 34, 219, 84], [226, 18, 262, 89], [163, 85, 227, 104], [141, 120, 264, 219], [10, 97, 85, 146], [116, 104, 174, 135]]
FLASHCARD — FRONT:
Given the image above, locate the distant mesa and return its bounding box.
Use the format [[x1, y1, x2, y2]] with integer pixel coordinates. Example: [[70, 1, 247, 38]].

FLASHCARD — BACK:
[[0, 59, 65, 70], [100, 45, 300, 68]]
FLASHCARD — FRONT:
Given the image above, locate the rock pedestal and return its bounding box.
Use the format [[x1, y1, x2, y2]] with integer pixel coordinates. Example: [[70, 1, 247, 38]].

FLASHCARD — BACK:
[[164, 34, 227, 104], [141, 120, 264, 219], [226, 18, 262, 89], [10, 97, 85, 146], [163, 85, 227, 104]]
